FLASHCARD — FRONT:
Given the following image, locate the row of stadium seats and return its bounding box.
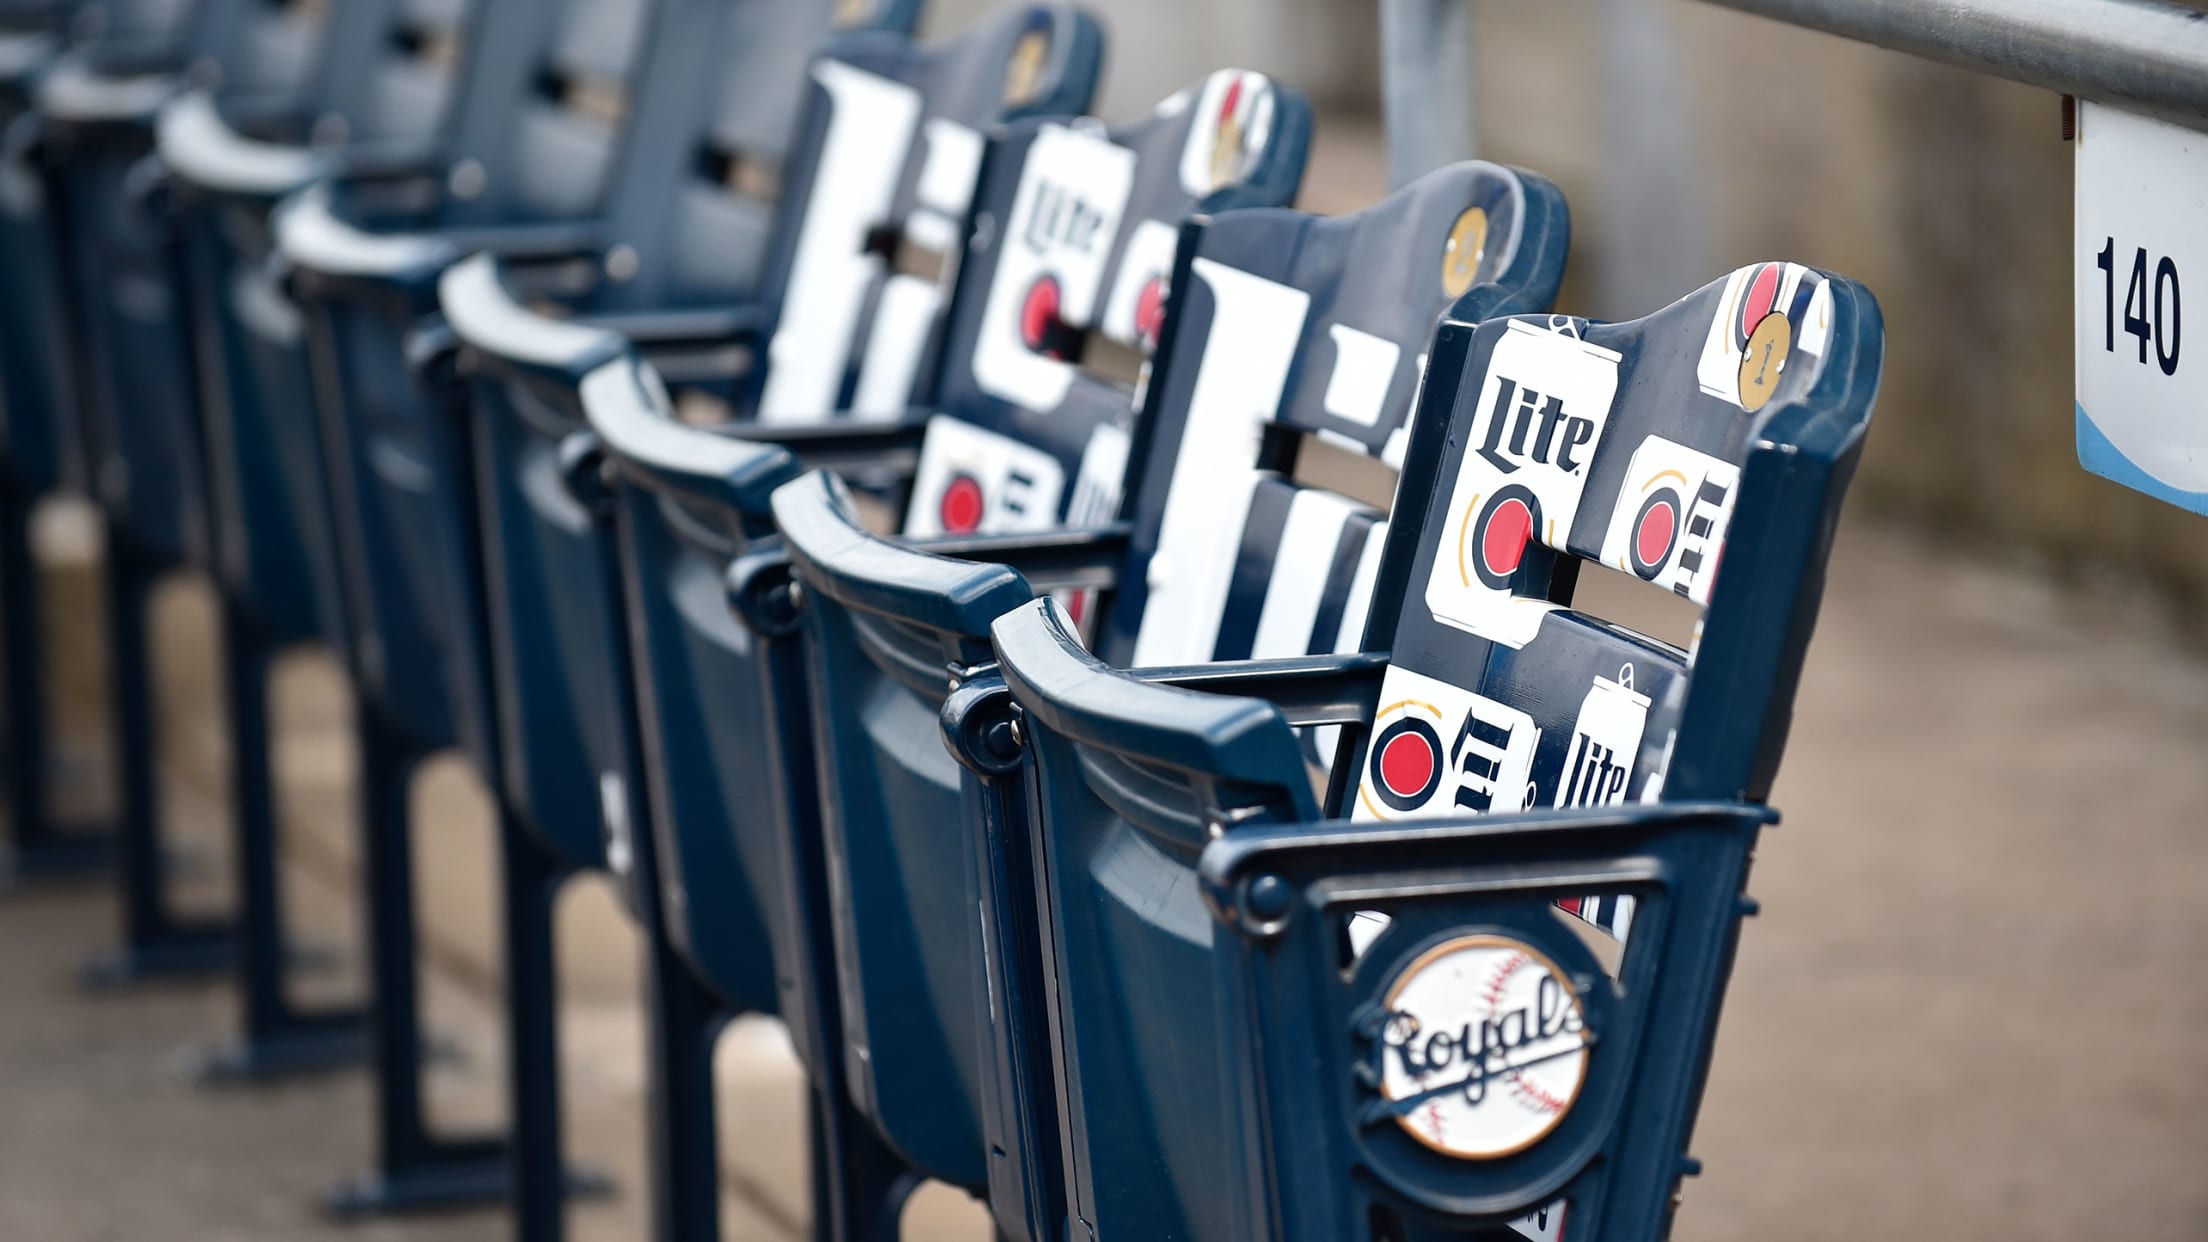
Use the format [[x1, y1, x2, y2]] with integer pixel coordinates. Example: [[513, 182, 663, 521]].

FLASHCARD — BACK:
[[0, 1, 1885, 1239]]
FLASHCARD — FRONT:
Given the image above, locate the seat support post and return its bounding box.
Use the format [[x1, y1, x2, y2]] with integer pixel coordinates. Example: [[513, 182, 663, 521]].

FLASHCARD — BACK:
[[0, 478, 113, 886], [197, 593, 370, 1082], [502, 810, 582, 1241], [643, 908, 730, 1242], [78, 524, 233, 986], [324, 697, 509, 1217]]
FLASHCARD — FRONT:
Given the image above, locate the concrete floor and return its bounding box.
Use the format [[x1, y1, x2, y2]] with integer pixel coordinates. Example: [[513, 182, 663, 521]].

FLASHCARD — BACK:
[[2, 506, 2206, 1241]]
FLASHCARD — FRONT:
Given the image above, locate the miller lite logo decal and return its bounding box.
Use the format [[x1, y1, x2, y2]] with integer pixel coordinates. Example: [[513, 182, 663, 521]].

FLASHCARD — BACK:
[[905, 414, 1066, 536], [1696, 261, 1834, 413], [1179, 71, 1276, 194], [1424, 321, 1619, 648], [1597, 435, 1740, 605], [1356, 667, 1539, 823], [1358, 935, 1592, 1159], [970, 124, 1136, 411], [1553, 665, 1650, 810]]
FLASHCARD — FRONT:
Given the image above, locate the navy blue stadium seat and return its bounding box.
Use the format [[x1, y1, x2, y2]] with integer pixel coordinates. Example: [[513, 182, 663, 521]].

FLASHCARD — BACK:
[[773, 160, 1569, 1242], [988, 262, 1885, 1240], [583, 70, 1314, 1240], [0, 0, 102, 886]]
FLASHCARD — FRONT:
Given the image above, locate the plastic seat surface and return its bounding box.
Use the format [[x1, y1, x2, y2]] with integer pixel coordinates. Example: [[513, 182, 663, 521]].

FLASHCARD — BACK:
[[990, 262, 1884, 1241]]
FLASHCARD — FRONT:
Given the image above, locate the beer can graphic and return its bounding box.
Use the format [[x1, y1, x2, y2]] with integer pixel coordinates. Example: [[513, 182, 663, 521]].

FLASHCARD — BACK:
[[1552, 664, 1650, 809]]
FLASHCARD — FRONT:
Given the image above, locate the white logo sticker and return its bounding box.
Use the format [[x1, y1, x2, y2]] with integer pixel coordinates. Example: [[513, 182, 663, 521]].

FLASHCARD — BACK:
[[1597, 435, 1739, 606], [1694, 261, 1833, 411], [1553, 665, 1651, 810], [1356, 666, 1540, 823], [1423, 321, 1620, 648], [1365, 935, 1591, 1159], [968, 123, 1136, 411], [905, 414, 1067, 536]]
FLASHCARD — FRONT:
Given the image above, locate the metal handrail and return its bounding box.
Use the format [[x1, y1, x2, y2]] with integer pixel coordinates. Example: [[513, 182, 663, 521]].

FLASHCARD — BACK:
[[1691, 0, 2208, 131], [1381, 0, 1478, 188]]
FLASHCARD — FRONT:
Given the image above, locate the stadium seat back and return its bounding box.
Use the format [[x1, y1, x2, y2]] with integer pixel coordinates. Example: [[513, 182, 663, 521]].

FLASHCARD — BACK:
[[1101, 161, 1570, 672], [901, 69, 1314, 540], [990, 263, 1884, 1240]]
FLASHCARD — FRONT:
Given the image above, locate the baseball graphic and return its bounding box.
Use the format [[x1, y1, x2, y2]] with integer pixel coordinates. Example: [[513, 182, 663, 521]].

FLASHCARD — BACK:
[[1373, 935, 1589, 1159]]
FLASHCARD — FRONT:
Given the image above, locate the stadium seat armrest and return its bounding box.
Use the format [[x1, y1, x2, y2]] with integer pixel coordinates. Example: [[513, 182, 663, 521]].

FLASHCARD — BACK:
[[437, 218, 605, 266], [1142, 653, 1389, 729], [993, 598, 1317, 805], [580, 353, 798, 518], [275, 182, 460, 290], [35, 53, 177, 128], [0, 31, 58, 84], [329, 141, 445, 185], [439, 252, 626, 384], [776, 471, 1036, 638], [1200, 801, 1775, 899], [579, 304, 772, 352], [156, 90, 325, 200], [904, 524, 1131, 593], [731, 418, 928, 475]]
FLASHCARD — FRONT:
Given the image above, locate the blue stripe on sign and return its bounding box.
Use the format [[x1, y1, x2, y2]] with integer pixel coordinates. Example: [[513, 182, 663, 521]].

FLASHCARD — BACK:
[[2076, 403, 2208, 518]]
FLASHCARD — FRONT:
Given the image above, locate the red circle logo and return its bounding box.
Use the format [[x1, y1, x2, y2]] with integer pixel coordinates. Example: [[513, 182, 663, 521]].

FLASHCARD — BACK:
[[1628, 488, 1683, 580], [1367, 716, 1445, 812], [1135, 276, 1167, 345], [1379, 731, 1437, 798], [1736, 262, 1782, 347], [938, 474, 986, 533], [1481, 497, 1533, 578], [1020, 276, 1063, 354], [1468, 485, 1542, 591]]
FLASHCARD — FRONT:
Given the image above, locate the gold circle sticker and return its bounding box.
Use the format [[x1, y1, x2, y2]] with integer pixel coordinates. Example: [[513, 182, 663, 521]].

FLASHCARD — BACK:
[[1004, 30, 1050, 105], [1441, 207, 1490, 299], [1374, 934, 1590, 1160], [832, 0, 872, 27], [1736, 312, 1792, 412]]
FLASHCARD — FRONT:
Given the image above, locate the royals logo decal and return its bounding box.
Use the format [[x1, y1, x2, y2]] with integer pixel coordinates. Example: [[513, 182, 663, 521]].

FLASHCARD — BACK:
[[1358, 934, 1592, 1159], [1695, 261, 1834, 413], [1597, 434, 1740, 605], [1423, 320, 1619, 648], [1356, 667, 1540, 823]]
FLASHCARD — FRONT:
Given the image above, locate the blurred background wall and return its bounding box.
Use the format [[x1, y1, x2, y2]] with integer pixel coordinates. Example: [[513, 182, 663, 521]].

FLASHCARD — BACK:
[[923, 0, 2205, 622]]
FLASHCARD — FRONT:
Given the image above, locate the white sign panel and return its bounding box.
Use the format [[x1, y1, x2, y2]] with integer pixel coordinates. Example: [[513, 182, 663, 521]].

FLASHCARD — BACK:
[[2075, 102, 2208, 516]]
